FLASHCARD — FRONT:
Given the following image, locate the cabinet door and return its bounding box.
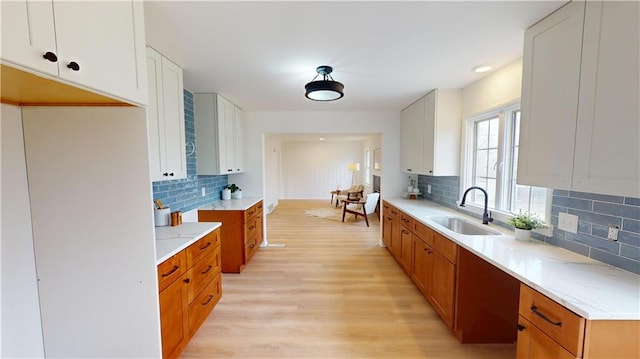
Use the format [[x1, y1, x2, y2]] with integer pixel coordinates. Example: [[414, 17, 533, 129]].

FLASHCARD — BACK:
[[423, 90, 436, 175], [572, 1, 640, 197], [146, 48, 165, 182], [1, 0, 57, 76], [216, 96, 235, 173], [382, 214, 393, 248], [161, 56, 186, 180], [429, 251, 456, 328], [401, 98, 425, 174], [390, 220, 403, 258], [411, 236, 432, 297], [52, 0, 147, 104], [517, 316, 577, 359], [399, 226, 413, 275], [159, 274, 189, 359], [233, 106, 245, 173], [518, 1, 585, 189]]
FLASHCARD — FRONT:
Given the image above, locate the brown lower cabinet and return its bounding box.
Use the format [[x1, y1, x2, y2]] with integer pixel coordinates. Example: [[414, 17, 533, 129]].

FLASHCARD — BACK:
[[157, 227, 222, 359], [381, 200, 640, 357], [199, 200, 263, 273]]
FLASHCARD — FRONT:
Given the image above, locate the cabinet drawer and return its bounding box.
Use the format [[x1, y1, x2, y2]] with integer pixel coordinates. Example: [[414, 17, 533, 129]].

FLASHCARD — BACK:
[[399, 211, 414, 229], [519, 284, 585, 357], [432, 232, 457, 264], [188, 273, 222, 337], [244, 236, 259, 261], [157, 250, 187, 292], [244, 202, 262, 222], [186, 229, 219, 267], [517, 315, 577, 359], [186, 245, 221, 304], [413, 220, 433, 245], [244, 217, 260, 244], [388, 205, 400, 221]]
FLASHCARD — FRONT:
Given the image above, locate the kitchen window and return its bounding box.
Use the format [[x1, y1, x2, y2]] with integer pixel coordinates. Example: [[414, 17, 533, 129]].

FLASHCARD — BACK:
[[462, 104, 549, 221]]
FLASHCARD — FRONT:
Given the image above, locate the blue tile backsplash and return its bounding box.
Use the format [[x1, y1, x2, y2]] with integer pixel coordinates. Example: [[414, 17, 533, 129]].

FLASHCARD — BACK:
[[152, 90, 228, 213], [418, 175, 640, 274]]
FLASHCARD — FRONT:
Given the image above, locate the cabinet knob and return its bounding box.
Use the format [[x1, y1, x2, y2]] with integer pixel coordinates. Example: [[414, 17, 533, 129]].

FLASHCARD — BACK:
[[228, 169, 232, 172], [43, 51, 58, 62], [169, 172, 174, 177], [429, 170, 433, 173], [517, 324, 525, 332], [407, 169, 412, 172], [237, 168, 240, 171], [183, 278, 191, 284], [67, 61, 80, 71], [163, 172, 169, 177]]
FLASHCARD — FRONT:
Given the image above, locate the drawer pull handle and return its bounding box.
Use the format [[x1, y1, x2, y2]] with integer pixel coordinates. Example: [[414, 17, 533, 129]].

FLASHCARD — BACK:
[[530, 306, 562, 327], [402, 218, 410, 223], [183, 278, 190, 284], [517, 324, 525, 331], [249, 244, 255, 249], [161, 265, 179, 277], [201, 265, 213, 274], [249, 225, 255, 230], [248, 211, 254, 215], [402, 229, 409, 234], [202, 294, 214, 306], [199, 241, 212, 250]]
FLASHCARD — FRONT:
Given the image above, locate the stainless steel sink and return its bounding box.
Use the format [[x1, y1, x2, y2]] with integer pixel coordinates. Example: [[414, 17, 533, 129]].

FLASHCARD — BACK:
[[431, 217, 501, 236]]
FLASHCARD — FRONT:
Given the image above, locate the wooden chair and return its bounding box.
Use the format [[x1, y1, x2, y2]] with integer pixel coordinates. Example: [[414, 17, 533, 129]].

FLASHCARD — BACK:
[[341, 192, 380, 227], [335, 184, 364, 207]]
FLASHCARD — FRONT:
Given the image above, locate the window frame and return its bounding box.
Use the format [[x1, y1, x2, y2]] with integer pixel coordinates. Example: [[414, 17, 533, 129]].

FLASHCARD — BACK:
[[460, 102, 551, 226]]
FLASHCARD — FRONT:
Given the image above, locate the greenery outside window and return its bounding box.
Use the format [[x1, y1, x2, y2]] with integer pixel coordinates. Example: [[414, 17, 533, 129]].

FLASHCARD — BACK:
[[462, 104, 549, 221]]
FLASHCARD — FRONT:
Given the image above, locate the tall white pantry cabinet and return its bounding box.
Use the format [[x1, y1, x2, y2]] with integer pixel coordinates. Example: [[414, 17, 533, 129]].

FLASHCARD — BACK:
[[0, 1, 162, 358], [518, 0, 639, 198]]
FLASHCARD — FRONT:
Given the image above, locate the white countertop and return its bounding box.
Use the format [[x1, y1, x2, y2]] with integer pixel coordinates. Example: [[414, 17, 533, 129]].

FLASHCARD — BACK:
[[155, 222, 222, 264], [385, 197, 640, 320], [198, 197, 262, 211]]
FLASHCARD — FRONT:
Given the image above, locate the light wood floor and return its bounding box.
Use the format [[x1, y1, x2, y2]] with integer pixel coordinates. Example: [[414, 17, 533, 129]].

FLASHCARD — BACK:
[[182, 200, 516, 359]]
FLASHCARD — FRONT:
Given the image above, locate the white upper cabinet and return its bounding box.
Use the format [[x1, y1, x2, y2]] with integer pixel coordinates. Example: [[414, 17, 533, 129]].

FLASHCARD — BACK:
[[518, 1, 585, 190], [572, 1, 639, 197], [146, 47, 186, 182], [518, 0, 639, 197], [194, 93, 245, 175], [1, 0, 147, 105], [400, 89, 461, 176], [401, 97, 426, 174]]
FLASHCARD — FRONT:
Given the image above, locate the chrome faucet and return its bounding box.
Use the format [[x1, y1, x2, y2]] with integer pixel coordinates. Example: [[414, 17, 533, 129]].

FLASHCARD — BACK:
[[459, 186, 494, 225]]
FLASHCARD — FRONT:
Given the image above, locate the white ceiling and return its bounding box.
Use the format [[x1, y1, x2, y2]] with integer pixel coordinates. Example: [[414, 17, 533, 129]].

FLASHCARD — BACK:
[[144, 1, 566, 112]]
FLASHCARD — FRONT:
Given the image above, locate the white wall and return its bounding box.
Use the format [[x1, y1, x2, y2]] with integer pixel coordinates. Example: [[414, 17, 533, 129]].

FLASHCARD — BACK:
[[264, 135, 283, 212], [1, 104, 45, 358], [462, 59, 523, 118], [236, 111, 403, 211], [281, 140, 364, 199]]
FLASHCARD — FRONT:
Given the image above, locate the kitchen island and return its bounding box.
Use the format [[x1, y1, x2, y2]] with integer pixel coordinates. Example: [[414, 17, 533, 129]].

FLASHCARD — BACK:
[[383, 197, 639, 358], [198, 197, 264, 273]]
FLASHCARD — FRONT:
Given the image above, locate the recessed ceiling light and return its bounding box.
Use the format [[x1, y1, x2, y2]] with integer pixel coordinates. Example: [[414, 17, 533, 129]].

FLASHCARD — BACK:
[[472, 65, 492, 73], [319, 138, 325, 141]]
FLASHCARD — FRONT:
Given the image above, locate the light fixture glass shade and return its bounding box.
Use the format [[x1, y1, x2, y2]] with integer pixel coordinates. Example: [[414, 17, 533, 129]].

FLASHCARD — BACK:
[[305, 66, 344, 101], [348, 162, 360, 172]]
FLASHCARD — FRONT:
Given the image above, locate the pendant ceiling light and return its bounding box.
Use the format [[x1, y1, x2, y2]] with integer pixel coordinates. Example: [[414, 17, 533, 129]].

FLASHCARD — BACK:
[[305, 65, 344, 101]]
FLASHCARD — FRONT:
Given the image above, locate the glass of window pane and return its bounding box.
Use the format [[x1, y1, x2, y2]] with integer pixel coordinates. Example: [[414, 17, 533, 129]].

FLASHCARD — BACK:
[[476, 121, 489, 149], [530, 187, 547, 220], [487, 178, 497, 208], [473, 177, 487, 205], [489, 117, 499, 148], [513, 185, 531, 213], [475, 150, 488, 177], [488, 149, 498, 178]]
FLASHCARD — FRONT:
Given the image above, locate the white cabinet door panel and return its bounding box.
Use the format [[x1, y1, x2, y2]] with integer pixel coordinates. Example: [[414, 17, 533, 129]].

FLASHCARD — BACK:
[[1, 0, 57, 76], [518, 1, 585, 189], [573, 1, 640, 197], [161, 57, 186, 179], [52, 0, 146, 104], [234, 107, 245, 173], [146, 50, 165, 182]]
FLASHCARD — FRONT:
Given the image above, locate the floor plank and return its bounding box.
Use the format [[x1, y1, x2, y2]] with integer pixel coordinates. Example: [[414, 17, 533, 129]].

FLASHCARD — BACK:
[[181, 200, 516, 358]]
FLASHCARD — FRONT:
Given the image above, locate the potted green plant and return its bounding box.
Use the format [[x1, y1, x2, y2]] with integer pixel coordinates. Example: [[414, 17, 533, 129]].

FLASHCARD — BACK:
[[226, 184, 242, 199], [507, 211, 545, 241]]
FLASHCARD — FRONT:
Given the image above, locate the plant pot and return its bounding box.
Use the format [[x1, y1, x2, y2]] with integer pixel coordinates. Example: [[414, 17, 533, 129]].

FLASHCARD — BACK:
[[514, 228, 532, 241], [232, 190, 242, 199], [221, 188, 231, 200], [413, 187, 420, 193]]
